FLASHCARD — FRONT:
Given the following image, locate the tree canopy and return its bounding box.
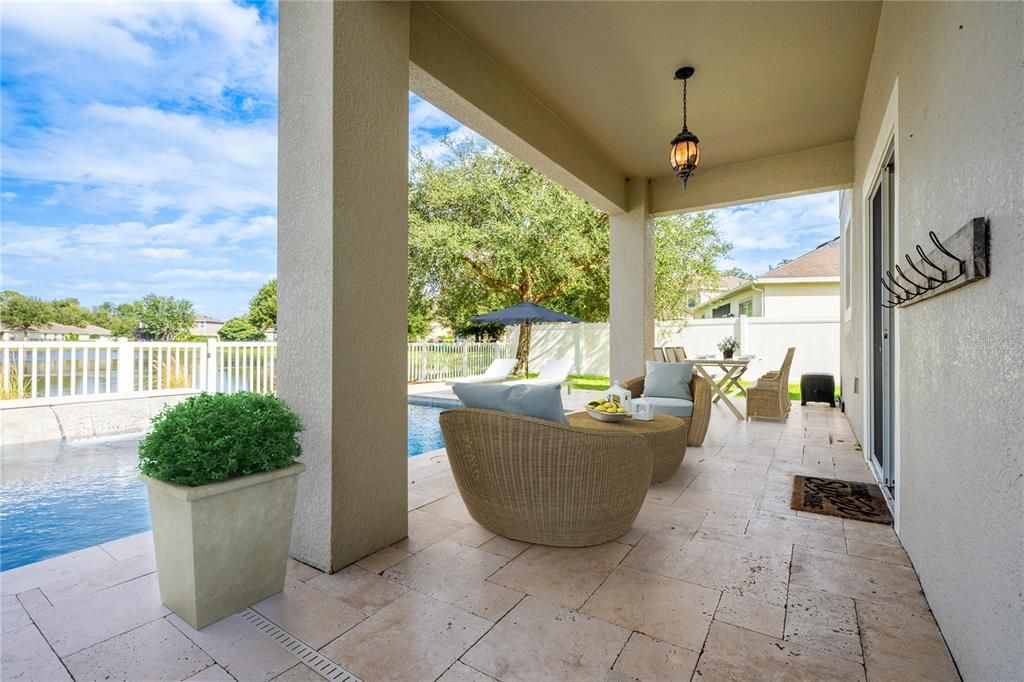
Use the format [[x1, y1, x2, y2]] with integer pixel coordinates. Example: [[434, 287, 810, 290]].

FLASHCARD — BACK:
[[218, 316, 266, 341], [0, 291, 52, 331], [654, 213, 732, 320], [248, 279, 277, 331]]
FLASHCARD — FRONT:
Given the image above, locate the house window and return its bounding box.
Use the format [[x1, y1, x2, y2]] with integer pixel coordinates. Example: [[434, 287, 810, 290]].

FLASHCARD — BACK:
[[738, 299, 753, 317], [712, 303, 731, 318]]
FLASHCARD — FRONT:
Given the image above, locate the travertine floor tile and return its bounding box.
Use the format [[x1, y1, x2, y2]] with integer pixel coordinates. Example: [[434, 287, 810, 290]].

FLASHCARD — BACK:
[[285, 558, 323, 582], [41, 552, 157, 605], [479, 535, 531, 559], [437, 661, 497, 682], [489, 542, 631, 609], [462, 595, 630, 682], [713, 593, 785, 639], [168, 612, 298, 682], [185, 664, 236, 681], [745, 510, 847, 554], [24, 573, 169, 657], [845, 537, 911, 567], [624, 532, 790, 606], [2, 594, 31, 634], [0, 546, 115, 596], [252, 578, 365, 649], [673, 489, 756, 518], [354, 545, 411, 574], [790, 546, 928, 611], [785, 586, 862, 662], [843, 519, 900, 547], [396, 509, 467, 554], [383, 539, 508, 603], [0, 623, 72, 682], [320, 590, 490, 682], [422, 492, 478, 525], [448, 524, 498, 548], [64, 618, 213, 682], [687, 472, 768, 497], [307, 565, 408, 616], [269, 663, 327, 681], [858, 600, 959, 682], [694, 621, 865, 680], [611, 632, 698, 680], [454, 581, 524, 622], [98, 531, 155, 561], [632, 501, 706, 538], [583, 566, 718, 652]]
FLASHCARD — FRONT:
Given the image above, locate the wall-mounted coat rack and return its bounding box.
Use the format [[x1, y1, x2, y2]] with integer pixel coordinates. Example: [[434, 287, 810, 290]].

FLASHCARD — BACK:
[[881, 217, 989, 309]]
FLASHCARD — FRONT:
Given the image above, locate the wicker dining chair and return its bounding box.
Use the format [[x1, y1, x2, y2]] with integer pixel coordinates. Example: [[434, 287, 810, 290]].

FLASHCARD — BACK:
[[746, 347, 796, 421], [439, 408, 653, 547]]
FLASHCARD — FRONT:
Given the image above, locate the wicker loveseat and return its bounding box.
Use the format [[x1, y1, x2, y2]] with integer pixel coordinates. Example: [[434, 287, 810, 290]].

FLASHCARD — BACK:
[[622, 373, 711, 446], [439, 408, 653, 547]]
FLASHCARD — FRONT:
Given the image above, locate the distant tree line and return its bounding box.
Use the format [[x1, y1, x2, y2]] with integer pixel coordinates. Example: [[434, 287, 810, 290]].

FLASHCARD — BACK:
[[0, 278, 278, 342]]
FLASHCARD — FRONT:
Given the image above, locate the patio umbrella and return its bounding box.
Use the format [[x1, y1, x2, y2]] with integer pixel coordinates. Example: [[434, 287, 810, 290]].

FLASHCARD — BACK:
[[473, 302, 581, 375]]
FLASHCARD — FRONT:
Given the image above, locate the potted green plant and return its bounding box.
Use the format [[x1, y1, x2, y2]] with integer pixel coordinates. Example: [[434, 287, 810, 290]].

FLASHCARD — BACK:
[[717, 336, 740, 359], [139, 392, 305, 629]]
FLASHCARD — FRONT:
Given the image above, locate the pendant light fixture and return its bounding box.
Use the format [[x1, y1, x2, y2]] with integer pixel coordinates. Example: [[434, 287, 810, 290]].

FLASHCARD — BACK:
[[669, 66, 700, 187]]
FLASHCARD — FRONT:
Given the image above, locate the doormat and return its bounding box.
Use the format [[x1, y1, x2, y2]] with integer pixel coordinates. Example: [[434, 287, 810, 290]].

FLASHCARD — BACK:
[[791, 476, 893, 524]]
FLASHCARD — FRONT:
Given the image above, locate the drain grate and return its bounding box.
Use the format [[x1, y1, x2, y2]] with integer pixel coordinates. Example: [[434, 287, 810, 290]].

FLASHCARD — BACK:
[[239, 608, 362, 682]]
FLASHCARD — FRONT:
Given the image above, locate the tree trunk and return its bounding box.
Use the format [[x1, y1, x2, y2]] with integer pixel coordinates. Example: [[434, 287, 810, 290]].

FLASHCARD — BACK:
[[514, 322, 532, 375]]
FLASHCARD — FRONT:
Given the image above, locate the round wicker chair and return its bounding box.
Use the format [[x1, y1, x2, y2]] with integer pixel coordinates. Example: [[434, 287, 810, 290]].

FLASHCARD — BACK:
[[439, 408, 653, 547]]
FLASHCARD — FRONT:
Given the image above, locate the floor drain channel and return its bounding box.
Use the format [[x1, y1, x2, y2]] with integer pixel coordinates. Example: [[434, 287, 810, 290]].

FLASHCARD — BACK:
[[239, 608, 362, 682]]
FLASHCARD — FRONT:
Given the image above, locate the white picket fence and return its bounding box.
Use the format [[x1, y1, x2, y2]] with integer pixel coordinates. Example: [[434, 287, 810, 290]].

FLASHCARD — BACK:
[[0, 340, 277, 406], [407, 341, 514, 383]]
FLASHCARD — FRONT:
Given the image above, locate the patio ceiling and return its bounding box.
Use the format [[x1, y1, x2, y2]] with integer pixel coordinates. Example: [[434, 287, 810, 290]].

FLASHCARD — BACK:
[[423, 1, 881, 179]]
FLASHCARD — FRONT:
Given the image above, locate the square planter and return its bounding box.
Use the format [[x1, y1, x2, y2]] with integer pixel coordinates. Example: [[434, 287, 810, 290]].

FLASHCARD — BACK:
[[143, 462, 306, 629]]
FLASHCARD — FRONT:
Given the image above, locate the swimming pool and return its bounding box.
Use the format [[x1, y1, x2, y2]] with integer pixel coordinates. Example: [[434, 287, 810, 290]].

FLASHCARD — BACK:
[[0, 402, 451, 571]]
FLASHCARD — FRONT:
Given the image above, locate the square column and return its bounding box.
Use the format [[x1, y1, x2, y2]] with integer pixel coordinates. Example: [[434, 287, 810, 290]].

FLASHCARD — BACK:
[[609, 177, 655, 383], [278, 1, 409, 572]]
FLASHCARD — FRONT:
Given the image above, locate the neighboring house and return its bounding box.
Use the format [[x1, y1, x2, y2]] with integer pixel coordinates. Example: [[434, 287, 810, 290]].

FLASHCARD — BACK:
[[190, 315, 225, 338], [692, 237, 840, 319], [0, 323, 113, 341]]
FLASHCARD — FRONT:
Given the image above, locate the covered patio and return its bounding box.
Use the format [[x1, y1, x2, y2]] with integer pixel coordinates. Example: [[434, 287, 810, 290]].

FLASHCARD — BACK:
[[273, 2, 1021, 679], [2, 400, 960, 681]]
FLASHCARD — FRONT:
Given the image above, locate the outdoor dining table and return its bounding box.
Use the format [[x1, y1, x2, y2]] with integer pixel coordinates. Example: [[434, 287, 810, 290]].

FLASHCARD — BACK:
[[691, 357, 752, 420]]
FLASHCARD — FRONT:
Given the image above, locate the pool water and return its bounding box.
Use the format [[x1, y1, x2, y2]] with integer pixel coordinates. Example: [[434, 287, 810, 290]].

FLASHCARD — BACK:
[[0, 403, 450, 571]]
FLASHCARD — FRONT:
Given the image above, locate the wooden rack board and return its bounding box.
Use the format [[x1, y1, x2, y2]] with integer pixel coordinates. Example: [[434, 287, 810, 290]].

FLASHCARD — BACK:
[[896, 218, 989, 308]]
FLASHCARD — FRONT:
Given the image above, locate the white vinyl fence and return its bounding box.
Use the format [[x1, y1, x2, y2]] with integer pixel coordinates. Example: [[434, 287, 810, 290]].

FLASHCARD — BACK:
[[407, 341, 514, 383], [1, 340, 277, 406], [513, 316, 840, 384]]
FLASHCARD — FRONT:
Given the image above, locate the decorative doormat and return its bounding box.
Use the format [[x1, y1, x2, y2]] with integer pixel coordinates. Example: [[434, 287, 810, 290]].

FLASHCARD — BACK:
[[791, 476, 893, 524]]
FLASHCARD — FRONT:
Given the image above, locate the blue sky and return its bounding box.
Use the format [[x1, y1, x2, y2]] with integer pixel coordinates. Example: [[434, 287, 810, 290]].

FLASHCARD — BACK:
[[2, 1, 836, 320]]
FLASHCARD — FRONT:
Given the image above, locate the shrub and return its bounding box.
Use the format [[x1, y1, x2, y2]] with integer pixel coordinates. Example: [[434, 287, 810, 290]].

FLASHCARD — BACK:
[[139, 392, 302, 486]]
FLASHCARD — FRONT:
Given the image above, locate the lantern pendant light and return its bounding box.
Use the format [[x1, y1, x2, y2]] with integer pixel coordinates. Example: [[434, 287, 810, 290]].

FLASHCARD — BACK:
[[669, 66, 700, 187]]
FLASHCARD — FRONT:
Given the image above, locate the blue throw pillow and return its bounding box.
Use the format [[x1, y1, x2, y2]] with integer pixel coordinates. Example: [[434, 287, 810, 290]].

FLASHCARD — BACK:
[[452, 383, 568, 425], [643, 361, 694, 401]]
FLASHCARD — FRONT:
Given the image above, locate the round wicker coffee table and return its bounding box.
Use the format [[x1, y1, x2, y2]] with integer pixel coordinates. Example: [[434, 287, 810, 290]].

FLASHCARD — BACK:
[[567, 412, 688, 483]]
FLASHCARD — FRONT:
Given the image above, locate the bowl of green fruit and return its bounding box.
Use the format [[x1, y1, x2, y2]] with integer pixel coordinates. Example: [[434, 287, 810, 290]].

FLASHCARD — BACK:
[[585, 399, 631, 422]]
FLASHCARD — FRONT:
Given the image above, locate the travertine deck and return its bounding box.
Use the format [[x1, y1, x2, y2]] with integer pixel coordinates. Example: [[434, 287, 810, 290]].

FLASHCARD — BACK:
[[1, 402, 960, 681]]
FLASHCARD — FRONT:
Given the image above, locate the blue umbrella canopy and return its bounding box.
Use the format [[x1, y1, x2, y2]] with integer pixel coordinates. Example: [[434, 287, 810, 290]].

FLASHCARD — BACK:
[[472, 302, 581, 326]]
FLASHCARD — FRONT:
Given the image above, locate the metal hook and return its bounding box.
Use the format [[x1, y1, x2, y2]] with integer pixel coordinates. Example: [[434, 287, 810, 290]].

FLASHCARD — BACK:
[[886, 271, 915, 299], [929, 231, 966, 280], [880, 277, 907, 303], [907, 252, 943, 286], [916, 244, 950, 282], [895, 264, 928, 295]]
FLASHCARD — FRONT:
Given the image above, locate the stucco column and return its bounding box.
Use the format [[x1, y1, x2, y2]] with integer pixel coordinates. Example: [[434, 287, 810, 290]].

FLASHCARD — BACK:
[[278, 1, 409, 572], [609, 177, 655, 383]]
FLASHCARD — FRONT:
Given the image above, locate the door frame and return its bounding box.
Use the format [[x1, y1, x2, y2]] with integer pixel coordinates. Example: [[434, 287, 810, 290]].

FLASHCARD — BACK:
[[859, 80, 902, 529]]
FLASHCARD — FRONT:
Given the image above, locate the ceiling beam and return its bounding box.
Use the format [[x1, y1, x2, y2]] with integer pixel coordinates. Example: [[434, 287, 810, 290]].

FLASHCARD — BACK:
[[649, 141, 854, 215], [409, 2, 628, 214]]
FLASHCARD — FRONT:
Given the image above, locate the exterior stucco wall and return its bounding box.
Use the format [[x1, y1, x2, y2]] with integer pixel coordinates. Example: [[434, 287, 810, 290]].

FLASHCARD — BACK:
[[843, 3, 1024, 678], [760, 283, 839, 318]]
